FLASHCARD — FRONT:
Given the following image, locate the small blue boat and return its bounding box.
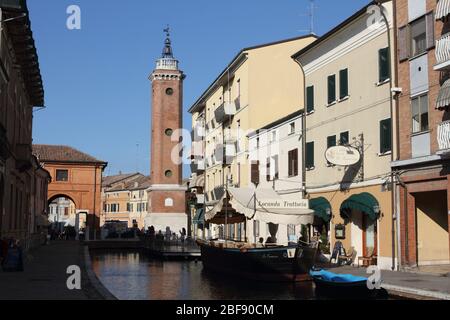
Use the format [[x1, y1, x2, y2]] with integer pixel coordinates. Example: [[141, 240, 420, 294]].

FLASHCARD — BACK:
[[310, 269, 380, 298]]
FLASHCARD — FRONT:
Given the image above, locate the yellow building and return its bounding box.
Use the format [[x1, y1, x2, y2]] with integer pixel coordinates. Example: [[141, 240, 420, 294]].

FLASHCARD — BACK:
[[292, 2, 397, 270], [101, 173, 150, 229], [189, 35, 316, 243]]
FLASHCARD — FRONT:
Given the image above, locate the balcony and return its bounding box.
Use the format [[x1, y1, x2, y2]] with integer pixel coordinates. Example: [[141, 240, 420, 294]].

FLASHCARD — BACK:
[[156, 58, 178, 70], [214, 143, 236, 165], [214, 101, 236, 124], [435, 33, 450, 71], [436, 0, 450, 21], [190, 159, 205, 173], [190, 141, 204, 159], [437, 121, 450, 154], [192, 124, 205, 142]]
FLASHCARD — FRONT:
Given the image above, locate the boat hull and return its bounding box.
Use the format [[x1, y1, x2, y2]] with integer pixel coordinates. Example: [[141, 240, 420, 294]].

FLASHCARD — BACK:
[[197, 241, 317, 282]]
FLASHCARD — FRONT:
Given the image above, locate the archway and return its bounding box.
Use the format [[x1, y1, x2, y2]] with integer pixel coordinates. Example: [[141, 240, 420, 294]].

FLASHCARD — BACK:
[[47, 194, 78, 235]]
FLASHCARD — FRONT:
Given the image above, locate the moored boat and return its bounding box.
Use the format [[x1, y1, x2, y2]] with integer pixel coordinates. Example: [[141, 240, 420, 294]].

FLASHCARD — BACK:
[[310, 269, 384, 298], [197, 239, 318, 282]]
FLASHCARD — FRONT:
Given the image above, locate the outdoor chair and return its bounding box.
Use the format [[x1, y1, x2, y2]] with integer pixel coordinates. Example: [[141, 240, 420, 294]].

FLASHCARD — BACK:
[[357, 248, 376, 267], [338, 246, 357, 266]]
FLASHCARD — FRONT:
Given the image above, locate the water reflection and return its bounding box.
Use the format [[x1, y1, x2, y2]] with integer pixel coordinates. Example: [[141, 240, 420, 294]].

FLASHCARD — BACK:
[[90, 250, 316, 300]]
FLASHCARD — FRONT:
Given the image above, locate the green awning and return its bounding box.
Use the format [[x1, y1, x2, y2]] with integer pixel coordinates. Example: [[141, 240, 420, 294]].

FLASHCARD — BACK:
[[310, 197, 331, 222], [193, 208, 204, 224], [340, 192, 380, 220]]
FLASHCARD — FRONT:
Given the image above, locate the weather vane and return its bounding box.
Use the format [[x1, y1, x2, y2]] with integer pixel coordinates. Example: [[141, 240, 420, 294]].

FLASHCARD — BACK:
[[163, 25, 170, 38]]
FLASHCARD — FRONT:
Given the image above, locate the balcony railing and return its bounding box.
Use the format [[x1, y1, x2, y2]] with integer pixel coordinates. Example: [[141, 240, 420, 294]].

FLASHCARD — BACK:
[[438, 121, 450, 152], [214, 102, 237, 124], [214, 143, 236, 164], [435, 33, 450, 71], [192, 124, 205, 142], [156, 58, 178, 70], [190, 159, 205, 173]]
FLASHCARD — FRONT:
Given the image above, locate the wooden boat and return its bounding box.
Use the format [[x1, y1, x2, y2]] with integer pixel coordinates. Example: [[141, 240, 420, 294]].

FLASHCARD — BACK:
[[196, 239, 318, 282], [310, 269, 382, 298]]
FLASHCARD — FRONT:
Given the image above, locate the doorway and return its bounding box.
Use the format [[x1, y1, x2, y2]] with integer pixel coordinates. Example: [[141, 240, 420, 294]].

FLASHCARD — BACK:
[[362, 215, 377, 256]]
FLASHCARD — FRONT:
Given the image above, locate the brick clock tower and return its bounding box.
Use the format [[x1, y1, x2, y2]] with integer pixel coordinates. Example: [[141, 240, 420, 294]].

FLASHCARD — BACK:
[[146, 29, 187, 232]]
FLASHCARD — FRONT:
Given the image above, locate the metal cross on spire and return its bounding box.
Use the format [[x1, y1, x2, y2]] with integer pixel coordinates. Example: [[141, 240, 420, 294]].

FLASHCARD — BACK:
[[163, 25, 170, 38]]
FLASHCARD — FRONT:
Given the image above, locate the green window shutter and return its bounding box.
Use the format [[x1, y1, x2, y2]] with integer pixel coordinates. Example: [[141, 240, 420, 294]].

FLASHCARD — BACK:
[[306, 86, 314, 113], [306, 142, 314, 169], [328, 75, 336, 104], [379, 48, 390, 82], [340, 131, 349, 145], [327, 135, 336, 148], [380, 118, 392, 153], [339, 69, 348, 99]]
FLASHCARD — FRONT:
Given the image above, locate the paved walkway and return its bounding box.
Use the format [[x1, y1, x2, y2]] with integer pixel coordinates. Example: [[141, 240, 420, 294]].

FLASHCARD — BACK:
[[329, 266, 450, 300], [0, 241, 105, 300]]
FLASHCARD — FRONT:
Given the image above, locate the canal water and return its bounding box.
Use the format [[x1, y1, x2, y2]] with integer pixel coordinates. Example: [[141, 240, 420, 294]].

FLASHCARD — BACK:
[[90, 250, 388, 300], [90, 250, 318, 300]]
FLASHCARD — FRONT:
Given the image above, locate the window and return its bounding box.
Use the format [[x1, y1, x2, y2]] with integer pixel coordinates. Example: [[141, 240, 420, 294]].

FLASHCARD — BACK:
[[327, 75, 336, 105], [339, 69, 348, 99], [410, 17, 426, 57], [289, 122, 296, 135], [165, 88, 174, 95], [165, 198, 174, 207], [340, 131, 349, 145], [251, 161, 260, 185], [165, 170, 173, 178], [165, 128, 173, 136], [126, 203, 131, 212], [256, 137, 260, 149], [273, 155, 279, 180], [288, 149, 298, 177], [378, 48, 390, 83], [327, 135, 336, 165], [306, 86, 314, 113], [412, 94, 429, 133], [306, 142, 315, 170], [380, 118, 392, 154], [56, 170, 68, 182], [253, 220, 260, 238], [266, 158, 271, 181]]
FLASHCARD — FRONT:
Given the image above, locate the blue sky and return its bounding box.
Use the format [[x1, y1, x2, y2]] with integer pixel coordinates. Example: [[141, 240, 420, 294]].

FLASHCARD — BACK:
[[29, 0, 369, 178]]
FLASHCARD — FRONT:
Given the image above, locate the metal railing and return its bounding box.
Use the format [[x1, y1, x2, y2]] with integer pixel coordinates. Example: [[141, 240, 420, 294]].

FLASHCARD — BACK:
[[435, 33, 450, 69], [438, 120, 450, 151]]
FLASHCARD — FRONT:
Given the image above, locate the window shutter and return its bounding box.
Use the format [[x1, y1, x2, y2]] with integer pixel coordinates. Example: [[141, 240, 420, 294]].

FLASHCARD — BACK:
[[327, 135, 336, 148], [379, 48, 390, 82], [293, 149, 298, 176], [251, 161, 260, 185], [339, 69, 348, 99], [398, 25, 410, 61], [266, 158, 271, 181], [306, 142, 314, 169], [306, 86, 314, 113], [380, 119, 392, 153], [425, 11, 435, 50], [328, 75, 336, 104], [340, 131, 349, 145]]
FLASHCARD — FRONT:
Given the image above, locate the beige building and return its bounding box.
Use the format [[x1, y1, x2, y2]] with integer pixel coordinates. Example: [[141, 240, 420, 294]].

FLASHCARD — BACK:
[[293, 2, 397, 270], [189, 35, 316, 244], [101, 173, 150, 229]]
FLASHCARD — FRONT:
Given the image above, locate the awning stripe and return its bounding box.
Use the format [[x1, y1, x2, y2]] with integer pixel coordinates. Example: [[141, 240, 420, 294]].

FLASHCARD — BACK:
[[436, 0, 450, 20], [436, 78, 450, 110]]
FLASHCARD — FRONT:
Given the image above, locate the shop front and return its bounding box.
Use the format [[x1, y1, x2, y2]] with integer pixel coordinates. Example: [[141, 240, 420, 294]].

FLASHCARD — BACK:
[[309, 183, 394, 270]]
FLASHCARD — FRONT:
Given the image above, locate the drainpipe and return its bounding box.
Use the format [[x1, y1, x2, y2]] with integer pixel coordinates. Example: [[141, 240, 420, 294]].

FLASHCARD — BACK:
[[396, 173, 408, 269], [376, 1, 397, 271]]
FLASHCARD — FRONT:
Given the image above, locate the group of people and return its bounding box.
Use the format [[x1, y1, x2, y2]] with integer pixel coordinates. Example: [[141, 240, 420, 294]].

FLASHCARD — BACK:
[[145, 226, 188, 243], [0, 238, 24, 272]]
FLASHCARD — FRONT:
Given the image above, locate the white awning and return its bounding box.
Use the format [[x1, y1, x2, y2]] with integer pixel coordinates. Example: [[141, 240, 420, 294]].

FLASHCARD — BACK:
[[436, 0, 450, 20], [206, 187, 314, 225], [436, 78, 450, 110]]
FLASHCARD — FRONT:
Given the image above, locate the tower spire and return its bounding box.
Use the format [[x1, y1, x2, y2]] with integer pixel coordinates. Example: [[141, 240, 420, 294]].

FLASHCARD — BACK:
[[155, 25, 178, 70], [162, 25, 173, 58]]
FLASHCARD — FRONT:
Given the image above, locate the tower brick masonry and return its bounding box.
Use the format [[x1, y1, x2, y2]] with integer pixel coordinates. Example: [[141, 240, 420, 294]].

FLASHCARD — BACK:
[[145, 29, 187, 233]]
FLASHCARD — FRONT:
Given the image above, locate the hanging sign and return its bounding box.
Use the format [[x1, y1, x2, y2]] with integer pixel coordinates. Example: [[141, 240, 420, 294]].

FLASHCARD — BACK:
[[325, 146, 361, 166]]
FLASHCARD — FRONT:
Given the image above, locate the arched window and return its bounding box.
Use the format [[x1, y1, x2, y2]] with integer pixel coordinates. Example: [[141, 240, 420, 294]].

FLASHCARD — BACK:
[[164, 198, 174, 207]]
